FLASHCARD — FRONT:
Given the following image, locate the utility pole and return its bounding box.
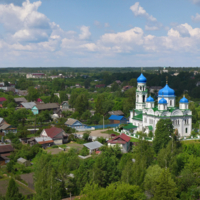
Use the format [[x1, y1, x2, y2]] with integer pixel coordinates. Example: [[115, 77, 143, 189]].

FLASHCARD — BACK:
[[103, 115, 104, 130]]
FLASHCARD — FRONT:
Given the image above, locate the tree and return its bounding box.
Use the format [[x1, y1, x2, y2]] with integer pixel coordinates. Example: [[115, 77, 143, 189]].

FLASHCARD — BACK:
[[59, 91, 68, 102], [144, 165, 163, 196], [83, 131, 90, 141], [6, 178, 23, 200], [74, 94, 89, 115], [153, 168, 177, 200], [27, 86, 39, 101], [79, 182, 145, 200], [153, 119, 173, 154]]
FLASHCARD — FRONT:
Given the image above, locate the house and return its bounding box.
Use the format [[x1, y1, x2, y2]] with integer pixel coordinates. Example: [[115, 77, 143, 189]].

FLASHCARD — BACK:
[[54, 93, 60, 99], [17, 157, 31, 167], [121, 85, 133, 92], [107, 133, 131, 153], [26, 73, 45, 78], [148, 86, 162, 93], [95, 84, 105, 89], [14, 97, 28, 106], [34, 137, 54, 148], [0, 144, 14, 165], [0, 123, 17, 135], [83, 141, 103, 154], [75, 84, 81, 88], [108, 110, 124, 116], [40, 127, 69, 145], [65, 118, 88, 130], [196, 81, 200, 86], [0, 97, 7, 106], [16, 90, 28, 96], [36, 98, 43, 103], [107, 84, 112, 88], [61, 101, 70, 110], [115, 80, 122, 85], [20, 102, 36, 109], [90, 110, 95, 116], [31, 103, 60, 115], [108, 115, 127, 124]]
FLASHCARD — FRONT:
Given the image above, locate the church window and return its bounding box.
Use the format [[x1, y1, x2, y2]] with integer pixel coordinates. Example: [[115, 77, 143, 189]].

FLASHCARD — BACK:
[[185, 128, 188, 133], [140, 86, 142, 90], [144, 118, 147, 123], [149, 119, 153, 124], [170, 100, 172, 106], [143, 95, 145, 103]]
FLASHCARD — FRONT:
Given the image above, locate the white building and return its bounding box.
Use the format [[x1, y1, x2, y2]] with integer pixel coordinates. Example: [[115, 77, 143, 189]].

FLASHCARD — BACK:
[[129, 74, 192, 137]]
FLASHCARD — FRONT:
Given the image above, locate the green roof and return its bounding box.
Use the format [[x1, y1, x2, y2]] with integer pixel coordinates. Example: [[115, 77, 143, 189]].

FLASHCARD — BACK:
[[123, 123, 137, 130], [152, 107, 158, 112], [148, 126, 153, 131], [132, 113, 143, 121]]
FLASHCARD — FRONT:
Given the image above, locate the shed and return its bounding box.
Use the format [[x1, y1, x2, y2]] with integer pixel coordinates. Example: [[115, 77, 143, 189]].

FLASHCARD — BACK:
[[83, 141, 103, 154], [21, 102, 36, 109], [17, 157, 31, 167]]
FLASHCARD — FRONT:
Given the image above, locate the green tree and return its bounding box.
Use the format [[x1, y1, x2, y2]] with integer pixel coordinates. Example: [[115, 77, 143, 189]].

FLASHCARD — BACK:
[[144, 165, 163, 196], [79, 182, 145, 200], [59, 91, 68, 102], [74, 94, 89, 115], [27, 86, 39, 101], [6, 178, 23, 200], [153, 119, 173, 154], [153, 168, 177, 200]]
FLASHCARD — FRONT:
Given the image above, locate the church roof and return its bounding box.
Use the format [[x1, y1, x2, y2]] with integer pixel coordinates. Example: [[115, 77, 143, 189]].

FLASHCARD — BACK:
[[137, 73, 147, 83], [132, 113, 143, 121], [158, 84, 175, 97], [123, 123, 137, 130], [146, 96, 154, 102], [158, 98, 167, 104], [180, 96, 189, 103]]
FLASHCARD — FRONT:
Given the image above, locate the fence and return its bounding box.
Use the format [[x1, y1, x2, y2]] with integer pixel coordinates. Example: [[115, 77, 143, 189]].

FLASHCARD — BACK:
[[87, 123, 120, 130]]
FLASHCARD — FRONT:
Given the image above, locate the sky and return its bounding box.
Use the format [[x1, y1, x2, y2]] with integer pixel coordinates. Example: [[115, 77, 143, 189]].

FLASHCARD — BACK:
[[0, 0, 200, 67]]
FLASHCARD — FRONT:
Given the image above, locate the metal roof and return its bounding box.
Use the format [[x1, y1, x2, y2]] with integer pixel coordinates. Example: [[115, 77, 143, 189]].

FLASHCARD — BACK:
[[21, 102, 36, 109], [17, 157, 27, 163], [83, 141, 103, 150], [35, 136, 54, 142], [109, 115, 125, 120]]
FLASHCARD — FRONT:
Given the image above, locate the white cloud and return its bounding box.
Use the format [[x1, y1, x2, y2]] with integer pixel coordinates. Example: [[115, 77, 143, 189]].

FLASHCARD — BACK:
[[105, 23, 110, 27], [190, 0, 200, 5], [130, 2, 157, 21], [145, 25, 159, 31], [94, 20, 100, 27], [191, 13, 200, 21], [79, 25, 91, 40]]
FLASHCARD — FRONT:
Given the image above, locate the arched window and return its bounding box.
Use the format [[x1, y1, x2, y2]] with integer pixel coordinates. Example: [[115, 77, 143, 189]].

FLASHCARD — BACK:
[[170, 100, 172, 106], [185, 128, 188, 133]]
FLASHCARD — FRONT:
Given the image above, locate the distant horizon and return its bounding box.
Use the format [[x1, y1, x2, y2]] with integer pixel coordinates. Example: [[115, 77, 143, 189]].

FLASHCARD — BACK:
[[0, 1, 200, 67]]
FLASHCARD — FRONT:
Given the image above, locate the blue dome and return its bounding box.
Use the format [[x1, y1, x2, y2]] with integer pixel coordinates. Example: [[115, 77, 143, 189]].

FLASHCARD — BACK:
[[146, 96, 154, 102], [158, 84, 175, 97], [158, 98, 167, 104], [180, 96, 189, 103], [137, 73, 147, 83]]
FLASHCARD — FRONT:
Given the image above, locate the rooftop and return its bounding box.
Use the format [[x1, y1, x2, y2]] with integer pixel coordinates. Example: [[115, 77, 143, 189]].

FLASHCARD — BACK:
[[83, 141, 103, 150]]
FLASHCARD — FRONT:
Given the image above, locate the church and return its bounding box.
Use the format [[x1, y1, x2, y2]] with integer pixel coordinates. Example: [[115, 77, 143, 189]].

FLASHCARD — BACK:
[[128, 73, 192, 137]]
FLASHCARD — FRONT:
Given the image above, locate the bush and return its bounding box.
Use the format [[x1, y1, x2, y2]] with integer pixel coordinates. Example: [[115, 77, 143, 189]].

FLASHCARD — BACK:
[[149, 131, 153, 138], [52, 145, 58, 148], [80, 146, 89, 156]]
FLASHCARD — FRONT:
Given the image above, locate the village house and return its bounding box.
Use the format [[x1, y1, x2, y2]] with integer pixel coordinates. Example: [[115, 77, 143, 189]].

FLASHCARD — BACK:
[[17, 157, 31, 167], [16, 90, 28, 96], [95, 84, 105, 89], [83, 141, 103, 154], [121, 85, 133, 92], [20, 102, 36, 110], [26, 73, 45, 78], [61, 101, 70, 110], [0, 144, 14, 165], [40, 127, 69, 145], [31, 103, 60, 115], [36, 98, 43, 103], [0, 122, 17, 135], [0, 97, 6, 107], [108, 115, 127, 124], [108, 110, 124, 116], [65, 118, 88, 130], [107, 133, 131, 153], [14, 97, 28, 106]]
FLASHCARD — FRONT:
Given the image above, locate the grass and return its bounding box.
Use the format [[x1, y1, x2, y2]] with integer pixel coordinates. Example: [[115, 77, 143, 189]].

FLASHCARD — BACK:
[[101, 129, 119, 135], [181, 139, 200, 144], [27, 134, 35, 138], [130, 138, 140, 142]]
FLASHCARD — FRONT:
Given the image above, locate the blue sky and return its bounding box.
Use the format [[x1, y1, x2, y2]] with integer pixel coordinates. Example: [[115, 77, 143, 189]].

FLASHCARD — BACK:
[[0, 0, 200, 67]]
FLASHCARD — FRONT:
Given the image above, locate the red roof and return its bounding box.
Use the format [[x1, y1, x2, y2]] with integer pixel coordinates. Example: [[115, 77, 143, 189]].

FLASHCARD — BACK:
[[37, 98, 42, 102], [108, 133, 131, 144], [0, 97, 7, 102], [95, 84, 105, 88], [44, 127, 63, 138]]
